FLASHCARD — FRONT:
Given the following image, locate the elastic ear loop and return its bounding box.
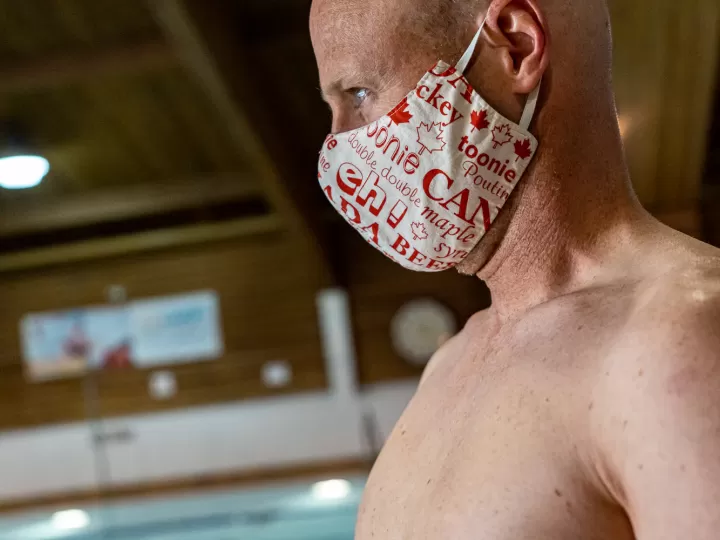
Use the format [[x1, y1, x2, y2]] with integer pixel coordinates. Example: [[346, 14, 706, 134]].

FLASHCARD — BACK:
[[455, 21, 542, 131], [455, 25, 484, 74], [518, 81, 541, 130]]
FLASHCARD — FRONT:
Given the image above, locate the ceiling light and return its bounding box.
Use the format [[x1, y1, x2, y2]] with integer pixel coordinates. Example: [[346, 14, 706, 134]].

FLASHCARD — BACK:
[[0, 154, 50, 189], [311, 479, 351, 500], [51, 509, 89, 531]]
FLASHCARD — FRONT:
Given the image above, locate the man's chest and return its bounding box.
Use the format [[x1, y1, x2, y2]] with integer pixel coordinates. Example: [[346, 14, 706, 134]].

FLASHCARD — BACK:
[[356, 313, 633, 540]]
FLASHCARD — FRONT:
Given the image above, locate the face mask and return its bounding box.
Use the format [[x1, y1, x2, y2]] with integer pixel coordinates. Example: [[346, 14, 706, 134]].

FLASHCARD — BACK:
[[317, 20, 541, 272]]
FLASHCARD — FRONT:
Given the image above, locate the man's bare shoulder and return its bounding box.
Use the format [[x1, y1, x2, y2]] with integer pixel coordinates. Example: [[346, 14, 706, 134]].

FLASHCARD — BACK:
[[419, 309, 493, 386], [598, 251, 720, 413], [592, 254, 720, 536], [620, 253, 720, 357]]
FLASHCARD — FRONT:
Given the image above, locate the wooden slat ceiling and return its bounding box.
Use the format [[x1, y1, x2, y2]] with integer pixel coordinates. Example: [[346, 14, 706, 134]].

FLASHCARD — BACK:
[[0, 0, 334, 282], [0, 1, 158, 57], [0, 1, 246, 195], [3, 67, 248, 193]]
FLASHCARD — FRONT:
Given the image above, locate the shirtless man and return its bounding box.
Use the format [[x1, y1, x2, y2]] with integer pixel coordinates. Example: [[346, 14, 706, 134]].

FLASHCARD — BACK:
[[311, 0, 720, 538]]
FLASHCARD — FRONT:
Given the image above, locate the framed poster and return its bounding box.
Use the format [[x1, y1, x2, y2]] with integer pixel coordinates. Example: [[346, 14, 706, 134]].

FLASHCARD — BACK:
[[20, 291, 223, 382], [20, 307, 132, 381]]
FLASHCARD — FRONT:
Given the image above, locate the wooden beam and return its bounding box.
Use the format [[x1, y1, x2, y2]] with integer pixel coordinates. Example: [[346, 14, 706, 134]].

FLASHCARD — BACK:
[[0, 175, 262, 237], [149, 0, 336, 285], [0, 39, 176, 93], [0, 215, 281, 273]]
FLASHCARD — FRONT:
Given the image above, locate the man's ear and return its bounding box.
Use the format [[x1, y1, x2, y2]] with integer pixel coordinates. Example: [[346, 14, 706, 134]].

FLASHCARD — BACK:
[[482, 0, 548, 94]]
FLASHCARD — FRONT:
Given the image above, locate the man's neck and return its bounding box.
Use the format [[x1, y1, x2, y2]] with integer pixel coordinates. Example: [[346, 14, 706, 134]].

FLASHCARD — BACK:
[[475, 109, 653, 321]]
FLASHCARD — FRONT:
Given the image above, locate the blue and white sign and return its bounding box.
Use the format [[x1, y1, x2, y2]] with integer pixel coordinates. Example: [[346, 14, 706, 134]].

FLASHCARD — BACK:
[[130, 291, 223, 367], [20, 290, 224, 381]]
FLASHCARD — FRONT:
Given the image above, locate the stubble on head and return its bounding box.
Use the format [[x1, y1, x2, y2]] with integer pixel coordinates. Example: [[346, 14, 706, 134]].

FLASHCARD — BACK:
[[311, 0, 479, 129]]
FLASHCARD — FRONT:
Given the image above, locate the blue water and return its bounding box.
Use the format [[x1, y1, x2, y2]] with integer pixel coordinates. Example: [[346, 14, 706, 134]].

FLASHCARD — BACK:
[[0, 476, 365, 540]]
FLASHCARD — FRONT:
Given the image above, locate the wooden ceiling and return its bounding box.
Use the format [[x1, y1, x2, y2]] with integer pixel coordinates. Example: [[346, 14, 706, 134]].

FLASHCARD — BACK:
[[0, 2, 247, 193], [0, 0, 717, 273], [0, 0, 332, 280]]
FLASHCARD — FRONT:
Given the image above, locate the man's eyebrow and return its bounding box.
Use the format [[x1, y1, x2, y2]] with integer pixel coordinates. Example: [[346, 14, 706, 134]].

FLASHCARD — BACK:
[[319, 79, 344, 103], [320, 67, 373, 102]]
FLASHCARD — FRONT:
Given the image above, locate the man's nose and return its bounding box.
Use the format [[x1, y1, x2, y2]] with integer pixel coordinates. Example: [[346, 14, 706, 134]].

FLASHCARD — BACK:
[[331, 110, 364, 134]]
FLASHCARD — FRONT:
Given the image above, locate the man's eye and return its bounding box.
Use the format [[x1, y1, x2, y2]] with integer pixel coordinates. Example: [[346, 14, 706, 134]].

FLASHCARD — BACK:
[[350, 88, 370, 109]]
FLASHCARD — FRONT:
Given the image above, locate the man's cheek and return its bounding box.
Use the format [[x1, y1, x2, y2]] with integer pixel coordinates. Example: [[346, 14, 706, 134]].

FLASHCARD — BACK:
[[365, 105, 388, 127]]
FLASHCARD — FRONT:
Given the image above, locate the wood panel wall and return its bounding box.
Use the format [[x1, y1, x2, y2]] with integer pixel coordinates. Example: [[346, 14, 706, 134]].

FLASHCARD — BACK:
[[0, 226, 492, 429], [342, 232, 492, 384], [0, 232, 327, 429], [610, 0, 719, 220]]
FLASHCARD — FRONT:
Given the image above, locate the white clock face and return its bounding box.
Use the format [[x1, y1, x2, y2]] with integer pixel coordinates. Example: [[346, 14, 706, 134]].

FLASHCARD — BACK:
[[390, 299, 457, 366]]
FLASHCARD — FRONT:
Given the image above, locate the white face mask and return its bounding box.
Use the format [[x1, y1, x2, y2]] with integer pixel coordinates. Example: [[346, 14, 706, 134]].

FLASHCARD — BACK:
[[317, 20, 541, 272]]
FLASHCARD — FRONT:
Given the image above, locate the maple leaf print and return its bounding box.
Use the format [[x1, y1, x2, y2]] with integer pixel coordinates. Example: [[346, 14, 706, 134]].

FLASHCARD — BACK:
[[411, 222, 429, 241], [470, 109, 490, 132], [491, 124, 513, 149], [416, 122, 446, 155], [389, 97, 413, 125], [513, 138, 532, 162]]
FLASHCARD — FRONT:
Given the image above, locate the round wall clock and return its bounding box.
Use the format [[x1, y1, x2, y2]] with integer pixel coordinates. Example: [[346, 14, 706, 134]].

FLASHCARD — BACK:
[[390, 299, 457, 366]]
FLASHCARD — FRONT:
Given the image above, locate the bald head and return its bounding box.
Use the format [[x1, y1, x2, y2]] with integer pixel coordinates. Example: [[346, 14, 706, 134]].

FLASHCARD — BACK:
[[311, 0, 480, 132], [310, 0, 614, 134]]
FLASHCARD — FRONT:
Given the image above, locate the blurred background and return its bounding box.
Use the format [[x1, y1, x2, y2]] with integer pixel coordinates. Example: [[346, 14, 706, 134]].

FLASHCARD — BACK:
[[0, 0, 716, 539]]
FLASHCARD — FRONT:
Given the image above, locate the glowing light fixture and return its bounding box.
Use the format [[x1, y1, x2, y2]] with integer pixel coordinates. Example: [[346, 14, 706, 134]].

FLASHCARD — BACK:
[[51, 509, 89, 531], [311, 479, 351, 500], [0, 154, 50, 189]]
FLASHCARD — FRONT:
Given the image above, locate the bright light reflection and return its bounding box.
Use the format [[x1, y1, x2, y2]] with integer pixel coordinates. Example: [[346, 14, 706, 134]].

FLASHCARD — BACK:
[[311, 479, 352, 501], [51, 509, 89, 531], [0, 155, 50, 189]]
